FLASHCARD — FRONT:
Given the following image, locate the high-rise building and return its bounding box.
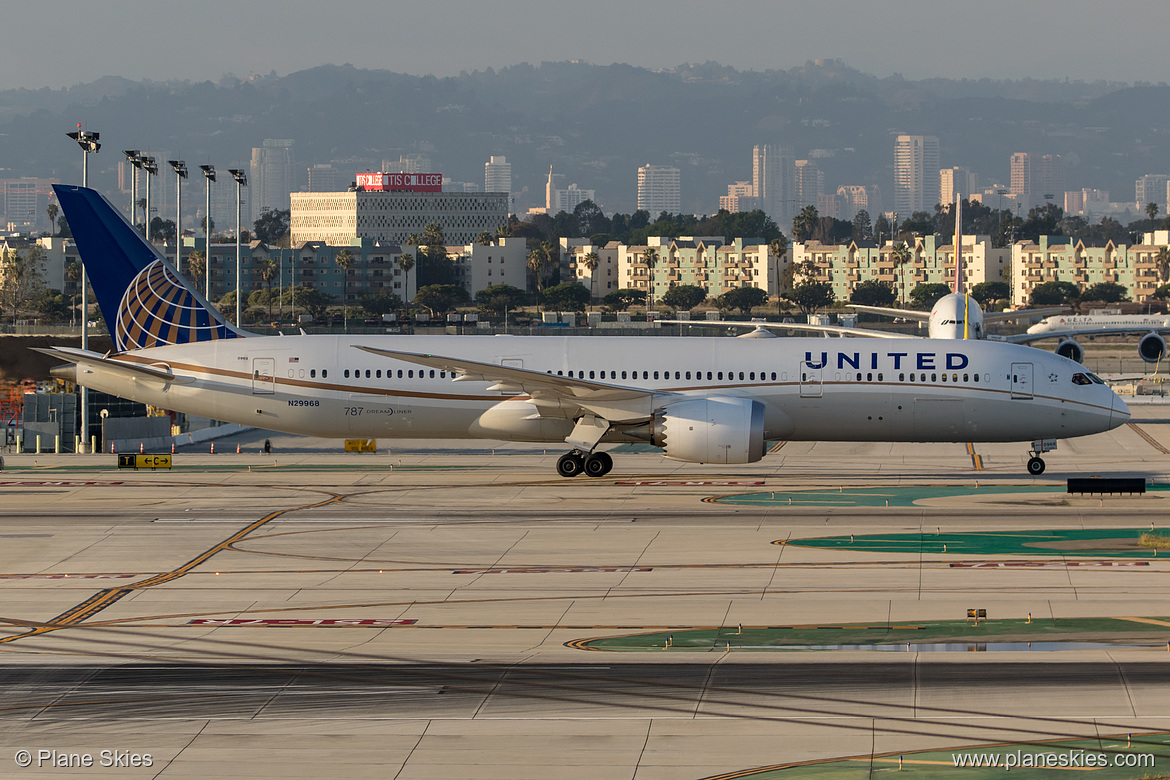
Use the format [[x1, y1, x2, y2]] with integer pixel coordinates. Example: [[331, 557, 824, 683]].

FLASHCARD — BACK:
[[794, 159, 823, 209], [249, 139, 295, 224], [1136, 174, 1170, 211], [2, 177, 56, 232], [940, 167, 977, 205], [637, 164, 680, 215], [893, 135, 939, 215], [719, 181, 756, 213], [752, 144, 795, 229], [544, 166, 595, 213], [1037, 155, 1064, 204], [484, 156, 512, 196], [307, 164, 340, 193], [1009, 152, 1033, 208]]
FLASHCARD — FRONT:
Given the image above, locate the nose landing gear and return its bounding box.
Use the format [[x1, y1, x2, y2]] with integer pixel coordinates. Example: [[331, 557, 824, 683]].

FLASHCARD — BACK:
[[1026, 438, 1057, 475], [556, 449, 613, 478]]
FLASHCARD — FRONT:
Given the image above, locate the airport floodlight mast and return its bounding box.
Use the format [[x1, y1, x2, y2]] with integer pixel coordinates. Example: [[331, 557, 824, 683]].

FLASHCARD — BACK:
[[199, 165, 215, 297], [67, 125, 99, 453], [228, 169, 248, 327], [169, 161, 188, 281], [141, 156, 158, 242], [122, 150, 140, 229]]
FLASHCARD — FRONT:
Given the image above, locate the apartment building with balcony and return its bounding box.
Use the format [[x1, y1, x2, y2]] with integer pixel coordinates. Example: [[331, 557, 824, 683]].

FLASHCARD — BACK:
[[792, 235, 1008, 304]]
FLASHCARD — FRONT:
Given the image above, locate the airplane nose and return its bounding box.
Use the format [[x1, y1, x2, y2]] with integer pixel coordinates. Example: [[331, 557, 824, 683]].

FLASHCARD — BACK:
[[1112, 392, 1131, 426]]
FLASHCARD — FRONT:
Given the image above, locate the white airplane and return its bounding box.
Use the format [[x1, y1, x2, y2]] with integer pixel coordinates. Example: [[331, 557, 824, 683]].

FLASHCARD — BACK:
[[43, 184, 1129, 477], [1024, 313, 1170, 364]]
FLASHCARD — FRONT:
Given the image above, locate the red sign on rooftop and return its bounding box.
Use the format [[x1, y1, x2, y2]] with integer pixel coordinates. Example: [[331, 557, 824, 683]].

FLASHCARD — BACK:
[[356, 172, 442, 192]]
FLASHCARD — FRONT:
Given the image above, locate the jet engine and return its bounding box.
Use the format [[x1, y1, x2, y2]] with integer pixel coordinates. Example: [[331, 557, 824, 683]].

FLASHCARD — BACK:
[[652, 397, 766, 464], [1054, 338, 1084, 363], [1139, 332, 1167, 363]]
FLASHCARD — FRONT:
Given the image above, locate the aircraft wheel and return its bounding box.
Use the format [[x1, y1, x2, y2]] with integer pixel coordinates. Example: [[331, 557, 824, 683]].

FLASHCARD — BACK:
[[1026, 456, 1046, 475], [556, 451, 585, 477], [584, 451, 613, 478]]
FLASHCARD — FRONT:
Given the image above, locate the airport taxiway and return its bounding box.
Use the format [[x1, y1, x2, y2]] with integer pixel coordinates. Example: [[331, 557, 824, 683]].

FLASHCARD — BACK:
[[1, 409, 1170, 777]]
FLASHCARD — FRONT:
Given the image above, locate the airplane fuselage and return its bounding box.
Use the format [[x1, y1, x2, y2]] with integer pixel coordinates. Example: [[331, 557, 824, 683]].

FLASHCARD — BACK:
[[1028, 315, 1170, 334], [73, 334, 1125, 446]]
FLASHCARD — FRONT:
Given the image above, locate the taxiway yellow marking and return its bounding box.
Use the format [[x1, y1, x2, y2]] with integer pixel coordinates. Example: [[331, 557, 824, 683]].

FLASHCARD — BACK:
[[1117, 616, 1170, 627], [0, 490, 345, 645], [1128, 422, 1170, 454]]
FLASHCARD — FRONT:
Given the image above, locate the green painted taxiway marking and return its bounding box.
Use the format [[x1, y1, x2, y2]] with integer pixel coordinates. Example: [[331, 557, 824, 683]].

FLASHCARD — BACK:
[[577, 615, 1170, 653], [784, 527, 1170, 558], [703, 733, 1170, 778], [714, 483, 1170, 508]]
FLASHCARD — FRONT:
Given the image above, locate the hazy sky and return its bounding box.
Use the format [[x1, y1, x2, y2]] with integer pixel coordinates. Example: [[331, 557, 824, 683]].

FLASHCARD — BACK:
[[3, 0, 1167, 91]]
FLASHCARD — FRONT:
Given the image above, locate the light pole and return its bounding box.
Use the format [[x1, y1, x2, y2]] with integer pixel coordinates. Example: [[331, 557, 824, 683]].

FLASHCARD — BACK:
[[168, 161, 188, 277], [141, 156, 158, 242], [122, 150, 139, 228], [228, 169, 248, 327], [67, 126, 99, 454], [198, 165, 215, 298]]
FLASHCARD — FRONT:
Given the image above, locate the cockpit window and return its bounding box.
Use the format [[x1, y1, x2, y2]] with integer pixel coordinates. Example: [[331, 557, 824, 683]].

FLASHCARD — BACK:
[[1071, 373, 1091, 386], [1087, 372, 1106, 385]]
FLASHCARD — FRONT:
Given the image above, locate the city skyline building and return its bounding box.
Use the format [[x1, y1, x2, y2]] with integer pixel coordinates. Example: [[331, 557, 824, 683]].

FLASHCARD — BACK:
[[249, 138, 295, 223], [307, 163, 340, 193], [1009, 152, 1033, 208], [1037, 154, 1065, 204], [752, 144, 795, 229], [894, 135, 939, 215], [1136, 174, 1169, 211], [939, 166, 977, 205], [484, 156, 512, 198], [636, 164, 680, 215], [794, 159, 823, 209]]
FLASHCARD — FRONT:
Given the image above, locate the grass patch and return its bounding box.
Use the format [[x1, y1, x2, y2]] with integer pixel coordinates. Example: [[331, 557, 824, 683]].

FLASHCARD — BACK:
[[1139, 533, 1170, 550]]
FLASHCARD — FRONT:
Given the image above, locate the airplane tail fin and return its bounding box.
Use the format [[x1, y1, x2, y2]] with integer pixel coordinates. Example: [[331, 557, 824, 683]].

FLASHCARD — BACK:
[[52, 184, 246, 352]]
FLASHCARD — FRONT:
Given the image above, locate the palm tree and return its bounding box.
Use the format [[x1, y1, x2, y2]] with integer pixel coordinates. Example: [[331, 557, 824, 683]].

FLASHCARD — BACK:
[[793, 205, 819, 243], [397, 251, 415, 303], [1148, 202, 1160, 224], [769, 235, 789, 314], [334, 249, 355, 332], [476, 231, 494, 246], [1156, 246, 1170, 284], [65, 261, 82, 326], [258, 258, 278, 315], [641, 247, 659, 310], [422, 222, 444, 248], [527, 247, 554, 306], [187, 251, 207, 295], [46, 203, 59, 236], [891, 242, 912, 305], [582, 250, 600, 305]]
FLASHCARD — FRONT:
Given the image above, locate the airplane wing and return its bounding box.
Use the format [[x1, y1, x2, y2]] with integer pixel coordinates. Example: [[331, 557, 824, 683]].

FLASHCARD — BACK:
[[355, 345, 666, 422], [845, 305, 931, 322], [657, 319, 920, 339], [33, 346, 189, 383], [1005, 326, 1170, 345], [982, 307, 1068, 323]]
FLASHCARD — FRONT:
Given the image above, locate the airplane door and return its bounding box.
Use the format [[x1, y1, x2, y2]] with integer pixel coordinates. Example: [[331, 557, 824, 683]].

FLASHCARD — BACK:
[[799, 361, 822, 398], [1010, 362, 1033, 400], [499, 358, 523, 396], [252, 358, 276, 394]]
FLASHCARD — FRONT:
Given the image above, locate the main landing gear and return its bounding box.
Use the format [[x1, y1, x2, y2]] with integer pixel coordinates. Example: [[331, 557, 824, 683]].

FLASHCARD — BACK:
[[556, 449, 614, 478], [1026, 438, 1057, 475]]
